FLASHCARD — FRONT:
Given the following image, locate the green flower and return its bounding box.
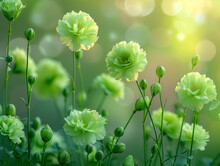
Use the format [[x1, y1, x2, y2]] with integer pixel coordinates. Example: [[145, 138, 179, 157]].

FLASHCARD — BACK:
[[181, 123, 209, 151], [175, 72, 217, 111], [0, 115, 25, 144], [11, 48, 36, 76], [152, 109, 182, 139], [106, 41, 147, 81], [93, 73, 124, 100], [32, 127, 65, 154], [64, 109, 106, 145], [34, 59, 69, 98], [0, 0, 25, 21], [57, 11, 98, 51]]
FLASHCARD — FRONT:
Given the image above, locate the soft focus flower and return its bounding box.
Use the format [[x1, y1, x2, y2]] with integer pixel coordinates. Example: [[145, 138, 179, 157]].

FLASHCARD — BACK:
[[11, 48, 36, 76], [152, 109, 182, 139], [64, 109, 106, 145], [57, 11, 98, 51], [93, 73, 124, 100], [0, 0, 24, 21], [0, 115, 25, 144], [32, 127, 65, 154], [181, 123, 209, 151], [175, 72, 217, 111], [34, 59, 69, 98], [106, 41, 147, 81]]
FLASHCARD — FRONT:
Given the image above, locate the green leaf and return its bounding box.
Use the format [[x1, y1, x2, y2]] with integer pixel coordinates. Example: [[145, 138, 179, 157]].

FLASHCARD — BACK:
[[209, 100, 220, 111]]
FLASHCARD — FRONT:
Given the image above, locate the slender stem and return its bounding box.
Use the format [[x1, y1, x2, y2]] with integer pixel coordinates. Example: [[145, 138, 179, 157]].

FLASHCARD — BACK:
[[86, 153, 89, 166], [76, 57, 84, 110], [72, 51, 76, 109], [188, 112, 198, 165], [41, 143, 47, 166], [159, 92, 164, 164], [64, 97, 67, 117], [3, 137, 7, 166], [25, 40, 32, 166], [143, 91, 147, 166], [3, 21, 12, 113], [97, 94, 107, 113], [77, 146, 84, 166], [136, 81, 163, 165], [173, 108, 186, 166]]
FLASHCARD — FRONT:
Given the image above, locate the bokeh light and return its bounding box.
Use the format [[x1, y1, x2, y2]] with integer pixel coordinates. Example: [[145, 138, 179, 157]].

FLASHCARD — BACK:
[[196, 40, 216, 62], [161, 0, 183, 16]]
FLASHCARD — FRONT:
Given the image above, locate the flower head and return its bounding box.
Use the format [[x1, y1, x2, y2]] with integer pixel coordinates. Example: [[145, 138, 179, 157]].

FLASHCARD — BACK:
[[0, 115, 25, 144], [34, 59, 69, 98], [152, 109, 182, 139], [106, 41, 147, 81], [93, 73, 124, 100], [0, 0, 25, 21], [64, 109, 106, 145], [11, 48, 36, 76], [181, 123, 209, 151], [175, 72, 217, 111], [57, 11, 98, 51]]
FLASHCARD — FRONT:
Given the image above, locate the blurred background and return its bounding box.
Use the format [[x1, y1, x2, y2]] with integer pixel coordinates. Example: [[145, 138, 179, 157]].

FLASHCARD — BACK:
[[0, 0, 220, 164]]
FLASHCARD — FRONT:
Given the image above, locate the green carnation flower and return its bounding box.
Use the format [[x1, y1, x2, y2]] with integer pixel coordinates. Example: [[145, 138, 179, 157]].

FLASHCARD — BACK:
[[181, 123, 209, 151], [152, 109, 182, 139], [175, 72, 217, 111], [64, 109, 106, 145], [0, 0, 25, 21], [34, 59, 69, 98], [57, 11, 98, 51], [0, 115, 25, 144], [11, 48, 36, 76], [93, 73, 124, 100], [106, 41, 147, 81], [31, 127, 65, 154]]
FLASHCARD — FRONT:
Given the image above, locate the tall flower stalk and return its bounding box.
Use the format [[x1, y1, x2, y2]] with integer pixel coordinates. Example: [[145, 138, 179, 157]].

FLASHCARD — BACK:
[[72, 51, 76, 109], [24, 28, 35, 165]]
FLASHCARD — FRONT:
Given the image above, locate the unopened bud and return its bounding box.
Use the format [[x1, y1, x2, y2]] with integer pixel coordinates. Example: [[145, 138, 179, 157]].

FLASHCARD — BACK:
[[191, 55, 200, 70], [63, 88, 70, 98], [28, 75, 35, 85], [40, 124, 53, 143], [113, 143, 126, 153], [5, 55, 13, 63], [5, 104, 16, 116], [156, 66, 166, 79], [85, 144, 93, 154], [140, 79, 148, 91], [95, 150, 103, 161], [25, 28, 35, 41], [150, 83, 161, 97], [58, 150, 70, 165], [135, 96, 149, 111], [114, 126, 124, 137], [32, 117, 41, 130]]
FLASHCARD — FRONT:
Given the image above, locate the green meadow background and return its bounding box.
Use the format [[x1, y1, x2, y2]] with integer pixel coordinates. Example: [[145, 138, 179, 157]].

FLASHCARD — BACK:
[[0, 0, 220, 163]]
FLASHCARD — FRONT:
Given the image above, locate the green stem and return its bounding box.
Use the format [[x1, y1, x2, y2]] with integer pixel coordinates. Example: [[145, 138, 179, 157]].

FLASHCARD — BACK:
[[3, 21, 12, 113], [72, 51, 76, 109], [159, 92, 164, 165], [76, 57, 84, 110], [77, 146, 84, 166], [25, 40, 32, 166], [97, 94, 107, 113], [3, 137, 7, 166], [64, 97, 67, 117], [187, 112, 198, 165], [135, 81, 163, 165], [142, 91, 147, 166], [173, 108, 186, 166], [41, 143, 47, 166]]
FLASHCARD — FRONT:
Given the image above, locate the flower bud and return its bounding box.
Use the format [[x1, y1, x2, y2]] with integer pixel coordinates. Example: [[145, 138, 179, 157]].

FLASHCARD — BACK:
[[150, 83, 161, 97], [114, 126, 124, 137], [32, 117, 41, 130], [106, 136, 115, 151], [19, 137, 26, 149], [76, 91, 87, 109], [122, 155, 135, 166], [191, 55, 200, 70], [40, 124, 53, 143], [62, 87, 70, 98], [95, 150, 103, 161], [58, 150, 70, 165], [5, 55, 13, 63], [135, 96, 149, 111], [28, 75, 35, 85], [156, 66, 166, 79], [5, 104, 16, 116], [33, 153, 42, 163], [144, 126, 151, 140], [113, 143, 126, 153], [101, 109, 108, 118], [85, 144, 93, 154], [140, 79, 148, 91], [75, 50, 83, 59], [25, 28, 35, 41], [151, 144, 159, 155], [29, 128, 35, 139]]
